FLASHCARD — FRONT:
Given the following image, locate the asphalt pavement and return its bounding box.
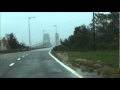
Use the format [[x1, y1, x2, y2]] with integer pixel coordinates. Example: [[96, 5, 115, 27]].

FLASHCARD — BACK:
[[0, 48, 79, 78]]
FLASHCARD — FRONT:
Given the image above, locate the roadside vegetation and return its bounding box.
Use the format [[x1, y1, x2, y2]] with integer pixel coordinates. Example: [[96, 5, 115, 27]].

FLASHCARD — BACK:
[[51, 50, 119, 78], [51, 12, 119, 78], [0, 33, 29, 54], [0, 33, 50, 55]]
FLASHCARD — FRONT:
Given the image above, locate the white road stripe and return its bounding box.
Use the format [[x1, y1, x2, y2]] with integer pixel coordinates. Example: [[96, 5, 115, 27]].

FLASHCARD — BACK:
[[9, 63, 15, 66], [26, 54, 28, 55], [17, 58, 21, 60], [22, 55, 25, 57], [49, 50, 83, 78]]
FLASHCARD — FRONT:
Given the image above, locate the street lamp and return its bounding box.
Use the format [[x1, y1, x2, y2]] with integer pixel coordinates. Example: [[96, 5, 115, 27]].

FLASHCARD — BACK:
[[52, 25, 57, 46], [43, 30, 46, 45], [52, 25, 57, 33], [28, 17, 35, 47]]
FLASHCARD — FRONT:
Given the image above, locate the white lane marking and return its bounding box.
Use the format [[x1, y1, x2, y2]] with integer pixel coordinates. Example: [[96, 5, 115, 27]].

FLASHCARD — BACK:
[[22, 55, 25, 57], [9, 63, 15, 66], [17, 58, 21, 60], [49, 50, 83, 78], [26, 54, 28, 55]]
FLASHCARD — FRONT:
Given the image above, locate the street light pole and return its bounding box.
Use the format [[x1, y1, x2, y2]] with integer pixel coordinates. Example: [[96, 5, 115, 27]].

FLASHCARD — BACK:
[[43, 30, 45, 45], [55, 25, 57, 33], [55, 25, 57, 46], [28, 17, 35, 47], [52, 25, 57, 46], [28, 18, 31, 47]]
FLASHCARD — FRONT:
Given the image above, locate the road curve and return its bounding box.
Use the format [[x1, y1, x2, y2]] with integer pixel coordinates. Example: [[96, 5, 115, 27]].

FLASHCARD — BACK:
[[0, 48, 82, 78]]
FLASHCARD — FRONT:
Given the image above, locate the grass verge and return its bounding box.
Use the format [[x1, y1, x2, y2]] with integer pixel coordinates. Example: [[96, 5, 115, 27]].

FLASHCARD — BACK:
[[51, 50, 120, 78]]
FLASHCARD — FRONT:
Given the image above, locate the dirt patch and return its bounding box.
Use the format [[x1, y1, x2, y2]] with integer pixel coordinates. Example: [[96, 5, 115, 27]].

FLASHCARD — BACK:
[[56, 53, 69, 61]]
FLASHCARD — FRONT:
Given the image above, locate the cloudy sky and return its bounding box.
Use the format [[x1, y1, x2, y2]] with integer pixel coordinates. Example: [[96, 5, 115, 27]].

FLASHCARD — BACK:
[[0, 12, 109, 46]]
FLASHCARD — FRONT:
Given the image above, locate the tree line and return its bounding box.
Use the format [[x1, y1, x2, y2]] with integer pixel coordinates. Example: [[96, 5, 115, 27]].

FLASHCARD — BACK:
[[53, 12, 119, 51], [5, 33, 29, 50]]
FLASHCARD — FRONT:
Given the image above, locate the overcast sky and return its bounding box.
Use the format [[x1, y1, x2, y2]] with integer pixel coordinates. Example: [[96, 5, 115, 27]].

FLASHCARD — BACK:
[[0, 12, 109, 46]]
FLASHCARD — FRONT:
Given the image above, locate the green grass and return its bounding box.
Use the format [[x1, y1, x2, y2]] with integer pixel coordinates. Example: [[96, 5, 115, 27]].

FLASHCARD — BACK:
[[52, 50, 118, 68], [51, 50, 119, 78]]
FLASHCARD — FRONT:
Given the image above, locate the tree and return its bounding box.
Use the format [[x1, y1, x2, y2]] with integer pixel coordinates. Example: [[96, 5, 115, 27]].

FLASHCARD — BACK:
[[53, 12, 119, 51], [94, 12, 119, 50], [5, 33, 28, 50], [6, 33, 19, 49]]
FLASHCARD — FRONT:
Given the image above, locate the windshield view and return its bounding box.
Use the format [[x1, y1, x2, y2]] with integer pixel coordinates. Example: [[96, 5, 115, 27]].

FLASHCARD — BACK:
[[0, 12, 119, 78]]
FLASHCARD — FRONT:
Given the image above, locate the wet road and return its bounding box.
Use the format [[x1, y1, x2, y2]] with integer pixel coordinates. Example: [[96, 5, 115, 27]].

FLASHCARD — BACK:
[[0, 48, 80, 78]]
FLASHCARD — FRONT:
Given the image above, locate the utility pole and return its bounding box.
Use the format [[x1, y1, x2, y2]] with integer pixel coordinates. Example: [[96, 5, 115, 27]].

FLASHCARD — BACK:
[[0, 12, 1, 39], [0, 12, 1, 77], [93, 12, 96, 51], [119, 12, 120, 68]]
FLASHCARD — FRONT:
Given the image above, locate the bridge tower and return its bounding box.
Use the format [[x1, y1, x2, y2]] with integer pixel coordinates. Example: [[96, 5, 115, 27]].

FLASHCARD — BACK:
[[43, 33, 52, 47]]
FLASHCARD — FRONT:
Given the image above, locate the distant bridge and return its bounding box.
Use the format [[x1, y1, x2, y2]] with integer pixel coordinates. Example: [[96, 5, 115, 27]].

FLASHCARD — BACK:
[[31, 41, 52, 49], [30, 33, 53, 49]]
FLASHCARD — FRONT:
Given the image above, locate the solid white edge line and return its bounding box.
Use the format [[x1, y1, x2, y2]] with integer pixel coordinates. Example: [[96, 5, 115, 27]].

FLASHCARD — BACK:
[[17, 58, 21, 60], [9, 63, 15, 66], [49, 50, 83, 78]]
